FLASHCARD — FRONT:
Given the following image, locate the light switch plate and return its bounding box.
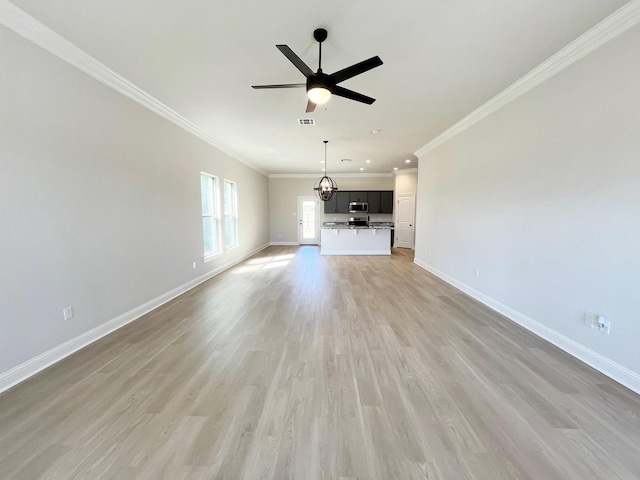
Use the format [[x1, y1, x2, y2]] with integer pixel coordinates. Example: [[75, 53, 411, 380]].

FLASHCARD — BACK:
[[584, 312, 596, 328]]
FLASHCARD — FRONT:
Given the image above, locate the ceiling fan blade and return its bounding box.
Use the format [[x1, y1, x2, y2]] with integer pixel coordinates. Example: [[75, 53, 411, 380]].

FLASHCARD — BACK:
[[276, 45, 314, 78], [332, 86, 376, 105], [252, 83, 306, 89], [306, 99, 317, 113], [331, 56, 383, 84]]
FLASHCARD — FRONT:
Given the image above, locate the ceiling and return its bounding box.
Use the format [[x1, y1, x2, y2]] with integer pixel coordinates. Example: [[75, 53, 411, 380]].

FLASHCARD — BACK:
[[8, 0, 629, 175]]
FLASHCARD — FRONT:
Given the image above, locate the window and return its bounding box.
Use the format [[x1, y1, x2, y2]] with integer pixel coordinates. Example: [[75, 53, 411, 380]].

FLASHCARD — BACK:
[[201, 174, 221, 258], [223, 179, 238, 248]]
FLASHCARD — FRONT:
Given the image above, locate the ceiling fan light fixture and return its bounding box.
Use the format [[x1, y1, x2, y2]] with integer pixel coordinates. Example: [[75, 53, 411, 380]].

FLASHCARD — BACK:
[[253, 28, 382, 111], [307, 86, 331, 105]]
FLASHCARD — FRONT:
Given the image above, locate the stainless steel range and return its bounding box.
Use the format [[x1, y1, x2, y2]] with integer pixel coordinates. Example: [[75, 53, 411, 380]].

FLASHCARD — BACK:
[[348, 217, 368, 227]]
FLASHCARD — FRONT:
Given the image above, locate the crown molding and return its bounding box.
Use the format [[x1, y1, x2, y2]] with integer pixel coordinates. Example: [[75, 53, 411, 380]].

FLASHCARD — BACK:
[[0, 0, 268, 177], [414, 0, 640, 158], [269, 172, 393, 179], [269, 174, 319, 179], [393, 168, 418, 175]]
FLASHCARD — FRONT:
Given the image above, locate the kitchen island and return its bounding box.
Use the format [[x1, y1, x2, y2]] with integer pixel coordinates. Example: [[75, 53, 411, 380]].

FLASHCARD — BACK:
[[320, 223, 393, 255]]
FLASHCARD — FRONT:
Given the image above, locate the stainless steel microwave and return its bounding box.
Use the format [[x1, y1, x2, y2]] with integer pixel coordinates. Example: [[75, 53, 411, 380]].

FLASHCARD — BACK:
[[348, 202, 368, 213]]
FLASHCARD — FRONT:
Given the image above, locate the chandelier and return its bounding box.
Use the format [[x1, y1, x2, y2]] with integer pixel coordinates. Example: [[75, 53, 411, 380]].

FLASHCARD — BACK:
[[314, 140, 338, 201]]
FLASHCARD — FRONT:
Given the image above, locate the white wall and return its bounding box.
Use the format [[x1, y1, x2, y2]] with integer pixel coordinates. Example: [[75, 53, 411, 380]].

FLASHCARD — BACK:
[[269, 175, 394, 243], [394, 170, 418, 194], [0, 26, 269, 380], [414, 25, 640, 390]]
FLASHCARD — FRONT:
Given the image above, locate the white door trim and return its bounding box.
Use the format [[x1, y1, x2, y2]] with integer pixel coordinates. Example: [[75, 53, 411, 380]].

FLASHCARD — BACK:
[[395, 193, 416, 249], [297, 196, 320, 245]]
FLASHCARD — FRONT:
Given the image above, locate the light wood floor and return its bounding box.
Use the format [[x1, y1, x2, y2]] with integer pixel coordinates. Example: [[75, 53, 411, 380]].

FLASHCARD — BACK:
[[1, 246, 639, 479]]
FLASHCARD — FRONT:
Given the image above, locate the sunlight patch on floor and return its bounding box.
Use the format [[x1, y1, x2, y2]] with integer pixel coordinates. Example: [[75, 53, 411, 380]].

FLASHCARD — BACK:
[[234, 254, 295, 273]]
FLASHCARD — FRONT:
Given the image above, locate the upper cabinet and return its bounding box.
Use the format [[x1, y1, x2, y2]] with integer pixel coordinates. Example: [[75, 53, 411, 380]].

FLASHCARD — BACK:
[[349, 191, 368, 203], [324, 190, 394, 214], [368, 191, 381, 213], [380, 191, 394, 213], [323, 194, 337, 214], [365, 191, 394, 214], [336, 191, 350, 213], [324, 191, 351, 214]]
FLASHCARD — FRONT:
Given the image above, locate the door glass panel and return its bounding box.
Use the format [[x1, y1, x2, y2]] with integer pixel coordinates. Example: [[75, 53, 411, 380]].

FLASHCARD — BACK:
[[302, 200, 315, 239]]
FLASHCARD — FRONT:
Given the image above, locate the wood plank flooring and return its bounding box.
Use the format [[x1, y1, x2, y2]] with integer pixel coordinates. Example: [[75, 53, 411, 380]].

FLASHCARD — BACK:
[[1, 246, 639, 479]]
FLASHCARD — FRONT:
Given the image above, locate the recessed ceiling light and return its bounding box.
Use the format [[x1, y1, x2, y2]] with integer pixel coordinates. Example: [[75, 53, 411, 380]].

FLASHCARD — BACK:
[[405, 159, 411, 164], [394, 167, 398, 171], [359, 167, 364, 171], [365, 159, 371, 164]]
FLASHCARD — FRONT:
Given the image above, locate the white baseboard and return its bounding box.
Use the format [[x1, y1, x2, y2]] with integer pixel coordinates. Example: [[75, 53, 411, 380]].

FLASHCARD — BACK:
[[414, 258, 640, 395], [269, 241, 299, 246], [321, 250, 390, 256], [0, 243, 269, 394]]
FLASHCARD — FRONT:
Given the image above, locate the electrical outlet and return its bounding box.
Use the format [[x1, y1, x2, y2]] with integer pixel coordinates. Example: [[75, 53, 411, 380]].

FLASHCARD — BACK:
[[192, 262, 196, 269], [63, 306, 74, 321], [597, 315, 611, 335]]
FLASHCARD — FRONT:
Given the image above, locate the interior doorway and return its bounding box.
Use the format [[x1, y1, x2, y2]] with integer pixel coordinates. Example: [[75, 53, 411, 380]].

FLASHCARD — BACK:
[[395, 193, 416, 248], [297, 196, 320, 245]]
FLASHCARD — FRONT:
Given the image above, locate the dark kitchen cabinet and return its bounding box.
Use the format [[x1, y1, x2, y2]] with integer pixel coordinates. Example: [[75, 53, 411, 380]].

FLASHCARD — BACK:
[[349, 191, 368, 203], [336, 191, 350, 213], [368, 191, 381, 213], [323, 194, 337, 214], [365, 191, 394, 213], [380, 191, 394, 213], [324, 191, 350, 213], [323, 190, 393, 214]]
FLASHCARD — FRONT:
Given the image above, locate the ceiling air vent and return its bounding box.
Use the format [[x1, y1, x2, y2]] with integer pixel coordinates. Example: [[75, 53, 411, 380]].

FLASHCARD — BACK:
[[298, 118, 316, 126], [341, 158, 352, 162]]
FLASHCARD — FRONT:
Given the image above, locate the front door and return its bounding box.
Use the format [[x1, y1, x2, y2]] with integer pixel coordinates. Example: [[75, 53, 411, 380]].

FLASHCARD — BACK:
[[395, 194, 415, 248], [298, 196, 320, 245]]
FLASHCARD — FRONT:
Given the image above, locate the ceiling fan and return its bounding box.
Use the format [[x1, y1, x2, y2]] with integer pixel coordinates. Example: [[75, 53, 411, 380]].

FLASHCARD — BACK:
[[252, 28, 383, 113]]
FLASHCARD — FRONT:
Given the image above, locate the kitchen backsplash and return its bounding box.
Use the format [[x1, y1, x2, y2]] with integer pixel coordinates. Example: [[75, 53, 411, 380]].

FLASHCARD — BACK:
[[322, 213, 393, 223]]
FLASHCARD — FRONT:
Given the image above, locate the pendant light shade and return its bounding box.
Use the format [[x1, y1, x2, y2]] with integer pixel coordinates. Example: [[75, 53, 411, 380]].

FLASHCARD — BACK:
[[314, 140, 338, 201], [307, 86, 331, 105]]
